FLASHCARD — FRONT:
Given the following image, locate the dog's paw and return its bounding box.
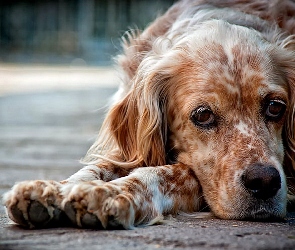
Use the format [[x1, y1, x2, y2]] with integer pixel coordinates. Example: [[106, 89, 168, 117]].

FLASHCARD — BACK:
[[62, 181, 135, 229], [3, 180, 67, 228]]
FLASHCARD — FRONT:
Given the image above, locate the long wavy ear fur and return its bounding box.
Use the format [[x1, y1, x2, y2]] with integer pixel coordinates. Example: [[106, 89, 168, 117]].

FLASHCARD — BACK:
[[82, 65, 170, 168], [81, 0, 182, 168], [275, 38, 295, 205], [284, 71, 295, 209], [284, 67, 295, 199], [109, 83, 167, 167]]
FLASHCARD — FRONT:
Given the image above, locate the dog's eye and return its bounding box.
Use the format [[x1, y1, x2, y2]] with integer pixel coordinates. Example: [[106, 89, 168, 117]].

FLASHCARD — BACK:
[[265, 100, 286, 121], [190, 107, 216, 128]]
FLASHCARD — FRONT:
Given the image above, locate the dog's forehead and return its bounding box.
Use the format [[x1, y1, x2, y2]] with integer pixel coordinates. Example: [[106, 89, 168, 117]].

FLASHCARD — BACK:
[[170, 41, 288, 113]]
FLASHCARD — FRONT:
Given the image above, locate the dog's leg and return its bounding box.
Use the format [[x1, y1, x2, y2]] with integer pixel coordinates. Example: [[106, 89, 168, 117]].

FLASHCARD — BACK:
[[61, 163, 203, 229], [2, 163, 132, 228], [62, 164, 132, 183]]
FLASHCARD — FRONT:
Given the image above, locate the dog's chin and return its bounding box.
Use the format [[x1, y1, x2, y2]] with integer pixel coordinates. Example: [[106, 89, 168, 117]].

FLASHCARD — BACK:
[[242, 195, 287, 221], [241, 207, 286, 222], [212, 197, 287, 222], [216, 208, 286, 222]]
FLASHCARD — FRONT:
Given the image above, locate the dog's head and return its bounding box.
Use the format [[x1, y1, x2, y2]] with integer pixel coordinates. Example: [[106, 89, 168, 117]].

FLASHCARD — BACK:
[[100, 20, 295, 220]]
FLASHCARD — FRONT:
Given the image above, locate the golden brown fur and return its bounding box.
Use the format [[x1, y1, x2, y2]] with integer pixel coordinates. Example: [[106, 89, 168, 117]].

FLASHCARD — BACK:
[[3, 0, 295, 229], [84, 0, 295, 218]]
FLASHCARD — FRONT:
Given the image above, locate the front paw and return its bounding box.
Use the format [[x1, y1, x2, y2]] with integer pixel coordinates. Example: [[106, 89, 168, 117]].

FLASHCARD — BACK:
[[62, 182, 135, 229], [3, 180, 66, 228]]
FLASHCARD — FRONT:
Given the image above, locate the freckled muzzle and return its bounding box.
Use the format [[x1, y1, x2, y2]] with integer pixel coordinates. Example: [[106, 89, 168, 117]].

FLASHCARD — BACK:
[[241, 164, 281, 200], [209, 163, 287, 221]]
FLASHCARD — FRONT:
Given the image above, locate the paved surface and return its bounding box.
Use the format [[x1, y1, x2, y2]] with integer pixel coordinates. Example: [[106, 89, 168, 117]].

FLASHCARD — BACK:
[[1, 66, 295, 250]]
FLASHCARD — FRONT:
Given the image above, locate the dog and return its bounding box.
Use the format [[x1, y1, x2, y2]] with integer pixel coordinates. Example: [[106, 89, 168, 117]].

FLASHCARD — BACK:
[[3, 0, 295, 229]]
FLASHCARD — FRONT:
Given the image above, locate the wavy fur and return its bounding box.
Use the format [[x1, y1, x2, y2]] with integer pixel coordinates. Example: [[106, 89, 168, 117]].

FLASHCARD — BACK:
[[4, 0, 295, 230]]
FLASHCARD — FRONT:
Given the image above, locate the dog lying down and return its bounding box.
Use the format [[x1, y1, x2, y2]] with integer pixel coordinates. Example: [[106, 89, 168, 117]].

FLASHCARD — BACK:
[[3, 0, 295, 229]]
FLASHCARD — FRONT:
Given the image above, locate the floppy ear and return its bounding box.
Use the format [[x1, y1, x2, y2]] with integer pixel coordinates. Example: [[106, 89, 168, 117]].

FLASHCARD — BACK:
[[284, 69, 295, 209], [89, 63, 171, 167], [267, 38, 295, 209], [284, 69, 295, 194], [277, 42, 295, 201], [107, 72, 168, 167], [82, 70, 168, 168], [83, 36, 180, 167]]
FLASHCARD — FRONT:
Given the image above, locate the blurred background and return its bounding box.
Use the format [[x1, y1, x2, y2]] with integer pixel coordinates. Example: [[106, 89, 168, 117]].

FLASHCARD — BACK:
[[0, 0, 175, 212], [0, 0, 175, 65]]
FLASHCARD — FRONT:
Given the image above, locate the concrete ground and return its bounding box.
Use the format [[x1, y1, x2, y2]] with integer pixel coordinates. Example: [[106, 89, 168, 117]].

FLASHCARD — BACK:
[[0, 65, 295, 250]]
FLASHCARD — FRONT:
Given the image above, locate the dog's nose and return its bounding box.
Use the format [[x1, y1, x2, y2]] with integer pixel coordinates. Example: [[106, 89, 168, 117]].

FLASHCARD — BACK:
[[242, 164, 281, 200]]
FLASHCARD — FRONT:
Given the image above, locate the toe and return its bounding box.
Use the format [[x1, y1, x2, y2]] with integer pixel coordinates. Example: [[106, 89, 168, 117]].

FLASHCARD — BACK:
[[28, 201, 51, 227], [81, 213, 102, 228], [27, 201, 71, 228], [9, 204, 29, 227], [63, 201, 77, 225]]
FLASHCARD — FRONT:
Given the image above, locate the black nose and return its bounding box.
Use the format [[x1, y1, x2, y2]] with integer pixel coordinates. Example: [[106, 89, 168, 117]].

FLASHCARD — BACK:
[[241, 164, 281, 200]]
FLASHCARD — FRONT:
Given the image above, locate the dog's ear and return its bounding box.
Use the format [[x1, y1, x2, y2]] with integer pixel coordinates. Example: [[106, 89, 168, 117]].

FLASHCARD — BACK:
[[284, 66, 295, 194], [107, 72, 168, 167], [275, 42, 295, 198], [284, 67, 295, 208], [82, 39, 177, 167]]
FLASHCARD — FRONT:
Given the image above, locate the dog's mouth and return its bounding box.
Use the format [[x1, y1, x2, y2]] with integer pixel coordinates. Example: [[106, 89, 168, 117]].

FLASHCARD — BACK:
[[244, 206, 285, 221], [207, 184, 287, 221], [209, 202, 286, 221], [227, 196, 287, 221]]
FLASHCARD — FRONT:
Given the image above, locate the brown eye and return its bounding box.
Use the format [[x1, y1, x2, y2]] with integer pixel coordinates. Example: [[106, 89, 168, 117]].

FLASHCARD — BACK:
[[265, 100, 286, 121], [190, 107, 216, 128]]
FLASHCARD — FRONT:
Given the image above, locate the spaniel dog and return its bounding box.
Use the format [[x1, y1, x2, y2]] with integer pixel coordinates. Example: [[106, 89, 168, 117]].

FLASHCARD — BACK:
[[3, 0, 295, 229]]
